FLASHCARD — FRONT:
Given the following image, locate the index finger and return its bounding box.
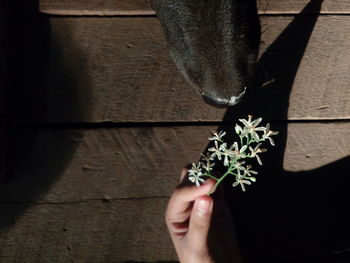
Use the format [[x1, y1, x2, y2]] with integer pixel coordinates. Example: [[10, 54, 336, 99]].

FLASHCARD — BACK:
[[165, 177, 216, 225]]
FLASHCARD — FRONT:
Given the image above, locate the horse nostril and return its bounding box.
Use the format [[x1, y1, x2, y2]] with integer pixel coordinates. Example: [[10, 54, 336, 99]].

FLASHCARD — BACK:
[[202, 87, 247, 107], [202, 94, 231, 108]]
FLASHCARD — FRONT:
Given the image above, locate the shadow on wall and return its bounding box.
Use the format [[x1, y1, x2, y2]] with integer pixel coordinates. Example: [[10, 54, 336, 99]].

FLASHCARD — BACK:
[[200, 0, 350, 262], [0, 0, 90, 234]]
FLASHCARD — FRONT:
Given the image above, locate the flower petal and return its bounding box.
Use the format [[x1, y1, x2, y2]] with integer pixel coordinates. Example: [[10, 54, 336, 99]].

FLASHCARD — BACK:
[[252, 117, 262, 127], [256, 154, 263, 165], [235, 124, 243, 134], [232, 181, 240, 187], [266, 123, 271, 132], [252, 132, 260, 142], [224, 155, 229, 166], [240, 145, 247, 153], [239, 119, 250, 127], [241, 180, 251, 185], [255, 127, 266, 132]]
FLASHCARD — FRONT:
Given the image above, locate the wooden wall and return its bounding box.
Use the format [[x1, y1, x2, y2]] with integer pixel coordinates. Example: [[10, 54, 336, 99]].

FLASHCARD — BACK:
[[1, 0, 349, 262]]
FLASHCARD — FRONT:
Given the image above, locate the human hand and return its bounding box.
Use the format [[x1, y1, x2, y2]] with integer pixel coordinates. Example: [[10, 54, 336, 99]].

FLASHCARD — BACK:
[[165, 168, 215, 263], [165, 168, 242, 263]]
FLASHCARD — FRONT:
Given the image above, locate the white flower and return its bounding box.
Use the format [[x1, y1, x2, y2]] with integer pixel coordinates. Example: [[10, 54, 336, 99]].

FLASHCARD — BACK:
[[233, 161, 246, 174], [239, 115, 266, 142], [218, 142, 245, 167], [188, 115, 278, 192], [208, 130, 226, 142], [202, 161, 215, 173], [222, 147, 231, 167], [234, 143, 248, 159], [249, 143, 267, 165], [219, 142, 248, 166], [208, 140, 224, 160], [188, 163, 204, 187], [243, 165, 258, 177], [232, 179, 251, 192], [200, 152, 213, 162], [189, 174, 204, 187], [188, 162, 202, 175], [239, 115, 262, 128], [200, 153, 215, 172], [262, 123, 279, 146], [218, 143, 232, 166]]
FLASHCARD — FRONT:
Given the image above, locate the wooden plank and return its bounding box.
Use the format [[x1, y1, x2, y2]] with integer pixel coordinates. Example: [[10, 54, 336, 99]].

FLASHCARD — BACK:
[[283, 122, 350, 171], [0, 122, 348, 203], [39, 0, 350, 15], [0, 199, 177, 263], [40, 0, 154, 16], [0, 126, 209, 203], [258, 0, 350, 14], [0, 123, 348, 262], [43, 16, 350, 122]]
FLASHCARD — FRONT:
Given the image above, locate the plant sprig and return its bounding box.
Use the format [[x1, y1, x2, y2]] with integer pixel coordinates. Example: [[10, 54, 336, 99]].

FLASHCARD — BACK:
[[188, 115, 279, 193]]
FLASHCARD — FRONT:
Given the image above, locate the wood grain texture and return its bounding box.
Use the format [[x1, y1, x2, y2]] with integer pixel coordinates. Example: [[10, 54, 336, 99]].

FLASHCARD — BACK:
[[284, 122, 350, 171], [1, 122, 348, 203], [258, 0, 350, 14], [261, 16, 350, 121], [0, 199, 177, 263], [0, 126, 210, 203], [39, 0, 350, 15], [40, 0, 154, 15], [0, 123, 348, 262], [44, 16, 350, 122]]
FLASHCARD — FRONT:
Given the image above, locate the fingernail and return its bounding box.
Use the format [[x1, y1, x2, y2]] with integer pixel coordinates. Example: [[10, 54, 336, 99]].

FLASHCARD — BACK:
[[196, 199, 211, 215]]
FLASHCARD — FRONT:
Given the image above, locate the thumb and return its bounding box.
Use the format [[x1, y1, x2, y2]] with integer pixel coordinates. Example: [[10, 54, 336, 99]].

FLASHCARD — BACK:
[[187, 195, 213, 250]]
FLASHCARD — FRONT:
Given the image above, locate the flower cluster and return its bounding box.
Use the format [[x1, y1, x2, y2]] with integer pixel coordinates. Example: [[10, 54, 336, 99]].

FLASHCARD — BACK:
[[188, 115, 278, 192]]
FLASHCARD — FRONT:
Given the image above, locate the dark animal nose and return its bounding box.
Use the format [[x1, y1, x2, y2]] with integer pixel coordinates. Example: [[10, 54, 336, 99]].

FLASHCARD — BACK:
[[151, 0, 260, 108], [202, 87, 247, 107]]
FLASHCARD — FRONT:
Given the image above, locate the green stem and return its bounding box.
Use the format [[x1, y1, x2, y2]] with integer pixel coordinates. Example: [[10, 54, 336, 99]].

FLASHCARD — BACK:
[[202, 173, 219, 181], [208, 169, 236, 195], [244, 136, 249, 145]]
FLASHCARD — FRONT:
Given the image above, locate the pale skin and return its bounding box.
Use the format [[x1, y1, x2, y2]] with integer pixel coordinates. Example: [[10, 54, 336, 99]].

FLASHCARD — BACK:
[[165, 168, 242, 263]]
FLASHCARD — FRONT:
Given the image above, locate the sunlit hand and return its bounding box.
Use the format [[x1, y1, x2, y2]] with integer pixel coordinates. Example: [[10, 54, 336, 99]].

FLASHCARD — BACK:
[[165, 168, 215, 263], [165, 168, 242, 263]]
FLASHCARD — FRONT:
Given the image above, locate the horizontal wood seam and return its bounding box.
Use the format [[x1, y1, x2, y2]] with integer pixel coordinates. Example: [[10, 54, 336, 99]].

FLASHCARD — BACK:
[[0, 195, 170, 205], [14, 119, 350, 130], [38, 12, 350, 17]]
